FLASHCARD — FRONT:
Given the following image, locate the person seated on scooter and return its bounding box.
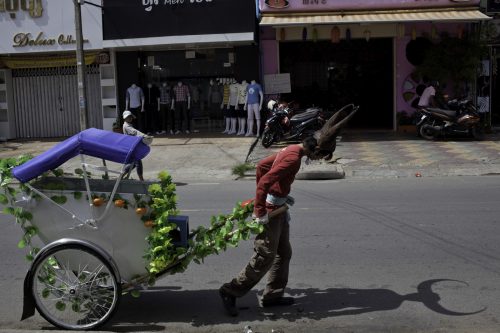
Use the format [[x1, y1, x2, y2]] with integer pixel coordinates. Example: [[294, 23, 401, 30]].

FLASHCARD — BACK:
[[418, 80, 439, 108], [122, 110, 153, 181]]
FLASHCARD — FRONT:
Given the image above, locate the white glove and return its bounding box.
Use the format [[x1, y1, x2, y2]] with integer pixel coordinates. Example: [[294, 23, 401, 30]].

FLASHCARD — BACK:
[[286, 195, 295, 206], [253, 213, 269, 225]]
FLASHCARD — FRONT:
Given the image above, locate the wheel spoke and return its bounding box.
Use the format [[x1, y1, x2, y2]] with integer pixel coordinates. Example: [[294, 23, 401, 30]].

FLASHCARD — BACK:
[[32, 246, 119, 330]]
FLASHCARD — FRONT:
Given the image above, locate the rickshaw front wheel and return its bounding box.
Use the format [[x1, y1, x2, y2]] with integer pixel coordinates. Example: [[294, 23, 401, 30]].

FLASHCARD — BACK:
[[30, 242, 121, 330]]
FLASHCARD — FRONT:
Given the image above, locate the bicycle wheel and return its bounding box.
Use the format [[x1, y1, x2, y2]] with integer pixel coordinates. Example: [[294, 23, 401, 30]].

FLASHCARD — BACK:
[[30, 243, 121, 330]]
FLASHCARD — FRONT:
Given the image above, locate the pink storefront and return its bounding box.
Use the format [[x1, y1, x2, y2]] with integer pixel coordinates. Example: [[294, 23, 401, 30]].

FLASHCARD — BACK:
[[259, 0, 489, 130]]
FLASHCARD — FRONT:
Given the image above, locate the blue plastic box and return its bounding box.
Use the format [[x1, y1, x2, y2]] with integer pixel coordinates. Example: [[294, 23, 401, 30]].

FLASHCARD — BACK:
[[167, 215, 189, 247]]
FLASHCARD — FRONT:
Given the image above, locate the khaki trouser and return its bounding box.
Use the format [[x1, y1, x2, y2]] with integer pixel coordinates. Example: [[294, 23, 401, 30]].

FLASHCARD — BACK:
[[221, 210, 292, 301]]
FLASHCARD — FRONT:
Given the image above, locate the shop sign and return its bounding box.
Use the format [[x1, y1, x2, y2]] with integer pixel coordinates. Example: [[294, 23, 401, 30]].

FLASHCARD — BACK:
[[0, 0, 43, 19], [0, 0, 102, 54], [0, 53, 97, 69], [260, 0, 479, 12], [103, 0, 255, 41], [142, 0, 214, 12], [12, 32, 89, 47]]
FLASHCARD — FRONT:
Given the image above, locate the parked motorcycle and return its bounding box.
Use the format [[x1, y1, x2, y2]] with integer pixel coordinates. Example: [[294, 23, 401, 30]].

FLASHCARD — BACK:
[[416, 99, 483, 140], [261, 100, 325, 148]]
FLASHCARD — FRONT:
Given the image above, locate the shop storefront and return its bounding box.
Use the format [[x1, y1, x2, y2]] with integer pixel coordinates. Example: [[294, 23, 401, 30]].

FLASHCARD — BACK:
[[0, 0, 104, 139], [259, 0, 489, 130], [102, 0, 258, 133]]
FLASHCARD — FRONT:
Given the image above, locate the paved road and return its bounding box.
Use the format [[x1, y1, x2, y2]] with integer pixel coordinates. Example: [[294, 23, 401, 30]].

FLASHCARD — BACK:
[[1, 176, 499, 332]]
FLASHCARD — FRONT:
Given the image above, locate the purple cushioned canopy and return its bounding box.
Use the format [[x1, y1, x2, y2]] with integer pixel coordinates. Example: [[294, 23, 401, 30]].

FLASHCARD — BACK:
[[13, 128, 150, 183]]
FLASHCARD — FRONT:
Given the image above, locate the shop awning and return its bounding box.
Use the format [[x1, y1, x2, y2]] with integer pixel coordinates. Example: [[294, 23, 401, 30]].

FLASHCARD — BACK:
[[260, 8, 490, 26]]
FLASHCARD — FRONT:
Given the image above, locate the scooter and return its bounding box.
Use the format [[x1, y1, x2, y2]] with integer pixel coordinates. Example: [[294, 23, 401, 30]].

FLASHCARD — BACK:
[[261, 100, 325, 148], [416, 99, 483, 140]]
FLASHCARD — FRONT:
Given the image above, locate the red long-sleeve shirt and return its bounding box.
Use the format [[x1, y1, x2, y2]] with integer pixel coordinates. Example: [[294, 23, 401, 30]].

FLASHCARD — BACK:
[[254, 144, 304, 217]]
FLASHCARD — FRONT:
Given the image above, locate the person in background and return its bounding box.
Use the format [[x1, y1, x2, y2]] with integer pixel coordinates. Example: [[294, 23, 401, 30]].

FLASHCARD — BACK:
[[418, 79, 438, 108], [122, 110, 153, 181]]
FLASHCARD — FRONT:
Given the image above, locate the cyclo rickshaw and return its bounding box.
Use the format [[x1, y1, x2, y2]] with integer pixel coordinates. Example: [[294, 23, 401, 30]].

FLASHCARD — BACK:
[[9, 128, 192, 330]]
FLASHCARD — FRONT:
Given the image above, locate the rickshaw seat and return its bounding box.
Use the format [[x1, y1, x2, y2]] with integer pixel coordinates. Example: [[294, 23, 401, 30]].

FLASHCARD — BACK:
[[13, 128, 150, 183]]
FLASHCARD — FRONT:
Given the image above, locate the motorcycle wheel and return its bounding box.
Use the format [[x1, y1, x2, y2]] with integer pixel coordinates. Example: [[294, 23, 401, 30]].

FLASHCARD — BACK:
[[419, 124, 436, 141], [262, 129, 276, 148], [470, 126, 485, 141]]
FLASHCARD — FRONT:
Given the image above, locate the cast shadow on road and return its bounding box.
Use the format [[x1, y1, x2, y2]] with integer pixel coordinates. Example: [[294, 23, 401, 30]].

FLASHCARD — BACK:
[[104, 279, 485, 332], [338, 129, 500, 142]]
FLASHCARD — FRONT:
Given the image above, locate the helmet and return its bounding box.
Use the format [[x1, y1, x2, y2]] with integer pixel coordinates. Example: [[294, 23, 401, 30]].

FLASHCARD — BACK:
[[267, 100, 277, 111]]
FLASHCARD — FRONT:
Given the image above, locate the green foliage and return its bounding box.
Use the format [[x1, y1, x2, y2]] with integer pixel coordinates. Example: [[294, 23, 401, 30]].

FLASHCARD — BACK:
[[144, 171, 263, 283], [232, 163, 255, 178], [416, 35, 487, 95]]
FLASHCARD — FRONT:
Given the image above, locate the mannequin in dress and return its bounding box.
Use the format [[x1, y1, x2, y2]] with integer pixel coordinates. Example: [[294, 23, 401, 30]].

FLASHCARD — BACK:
[[244, 79, 264, 137], [171, 81, 191, 134], [236, 80, 249, 135]]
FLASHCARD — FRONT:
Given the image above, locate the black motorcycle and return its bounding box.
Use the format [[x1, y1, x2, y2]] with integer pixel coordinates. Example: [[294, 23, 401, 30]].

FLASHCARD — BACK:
[[416, 99, 483, 140], [261, 101, 325, 148]]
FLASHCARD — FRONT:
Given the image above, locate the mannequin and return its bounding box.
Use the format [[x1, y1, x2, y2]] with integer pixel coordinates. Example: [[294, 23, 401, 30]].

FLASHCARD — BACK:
[[158, 82, 172, 134], [221, 79, 231, 133], [208, 79, 223, 126], [226, 79, 239, 135], [244, 79, 264, 137], [144, 82, 160, 135], [171, 81, 191, 134], [125, 83, 145, 131], [236, 80, 249, 135]]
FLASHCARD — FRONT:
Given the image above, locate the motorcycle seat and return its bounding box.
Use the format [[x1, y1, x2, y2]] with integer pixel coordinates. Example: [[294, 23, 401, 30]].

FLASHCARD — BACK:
[[427, 108, 457, 118], [290, 108, 320, 122]]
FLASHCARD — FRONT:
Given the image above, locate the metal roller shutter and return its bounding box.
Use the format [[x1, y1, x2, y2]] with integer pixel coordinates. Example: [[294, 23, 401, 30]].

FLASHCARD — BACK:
[[12, 65, 102, 138]]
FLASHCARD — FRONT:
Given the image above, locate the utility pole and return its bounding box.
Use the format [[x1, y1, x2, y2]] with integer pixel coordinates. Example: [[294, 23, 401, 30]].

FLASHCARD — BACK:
[[74, 0, 88, 131]]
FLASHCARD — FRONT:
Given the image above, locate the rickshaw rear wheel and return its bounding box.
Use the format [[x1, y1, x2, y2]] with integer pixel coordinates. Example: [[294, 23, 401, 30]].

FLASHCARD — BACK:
[[30, 243, 121, 330]]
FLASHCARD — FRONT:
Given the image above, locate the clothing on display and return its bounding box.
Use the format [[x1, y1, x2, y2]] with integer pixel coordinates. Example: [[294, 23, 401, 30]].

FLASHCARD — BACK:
[[158, 83, 173, 134], [227, 81, 240, 134], [246, 82, 263, 105], [245, 80, 264, 137], [144, 83, 160, 133], [126, 84, 145, 109], [172, 82, 191, 133]]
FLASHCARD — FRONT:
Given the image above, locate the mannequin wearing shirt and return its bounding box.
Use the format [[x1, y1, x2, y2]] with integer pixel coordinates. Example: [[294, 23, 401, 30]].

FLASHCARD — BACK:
[[244, 80, 264, 137], [171, 81, 191, 134], [226, 79, 239, 135], [125, 83, 145, 131], [158, 82, 173, 135], [144, 83, 160, 134], [236, 80, 249, 135]]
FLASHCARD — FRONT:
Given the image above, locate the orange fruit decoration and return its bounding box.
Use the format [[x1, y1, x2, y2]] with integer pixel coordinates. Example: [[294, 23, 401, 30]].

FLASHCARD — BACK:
[[92, 197, 104, 207], [144, 220, 155, 228], [114, 199, 125, 208], [240, 199, 254, 208], [136, 207, 147, 215]]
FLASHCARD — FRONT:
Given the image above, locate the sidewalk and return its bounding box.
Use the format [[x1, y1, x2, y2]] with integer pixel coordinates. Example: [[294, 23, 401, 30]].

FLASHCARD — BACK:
[[2, 130, 500, 181]]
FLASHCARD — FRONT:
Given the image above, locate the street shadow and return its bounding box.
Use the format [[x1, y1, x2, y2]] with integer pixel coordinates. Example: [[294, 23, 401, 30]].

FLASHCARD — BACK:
[[338, 129, 500, 142], [105, 279, 485, 332]]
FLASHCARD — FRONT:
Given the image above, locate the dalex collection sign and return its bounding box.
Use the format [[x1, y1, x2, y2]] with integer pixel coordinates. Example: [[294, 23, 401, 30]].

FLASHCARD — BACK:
[[12, 32, 89, 47]]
